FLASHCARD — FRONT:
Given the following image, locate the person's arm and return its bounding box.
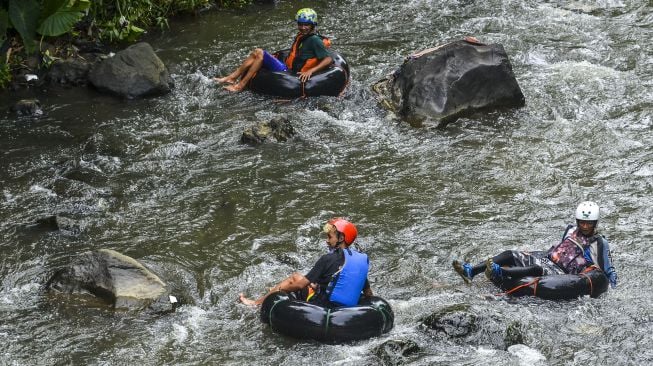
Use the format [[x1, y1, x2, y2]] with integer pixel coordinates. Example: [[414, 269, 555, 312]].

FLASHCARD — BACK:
[[269, 272, 311, 293], [239, 272, 310, 306], [298, 56, 333, 82], [363, 279, 373, 297], [601, 239, 617, 288]]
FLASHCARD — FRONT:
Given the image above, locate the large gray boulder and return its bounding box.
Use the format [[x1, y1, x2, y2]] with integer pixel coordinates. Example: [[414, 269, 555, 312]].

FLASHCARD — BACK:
[[373, 38, 525, 126], [89, 42, 173, 99], [45, 249, 178, 312]]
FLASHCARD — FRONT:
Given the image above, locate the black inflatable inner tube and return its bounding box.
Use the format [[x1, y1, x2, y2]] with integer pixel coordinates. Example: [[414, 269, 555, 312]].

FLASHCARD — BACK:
[[260, 291, 394, 342], [492, 268, 609, 300], [247, 50, 350, 98]]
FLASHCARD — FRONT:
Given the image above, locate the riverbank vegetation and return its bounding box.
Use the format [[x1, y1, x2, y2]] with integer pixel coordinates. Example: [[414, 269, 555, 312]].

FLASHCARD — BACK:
[[0, 0, 253, 88]]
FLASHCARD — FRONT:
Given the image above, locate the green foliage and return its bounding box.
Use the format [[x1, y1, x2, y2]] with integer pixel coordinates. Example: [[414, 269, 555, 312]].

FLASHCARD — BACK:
[[8, 0, 40, 53], [38, 0, 90, 37], [217, 0, 251, 8], [3, 0, 89, 53], [0, 60, 10, 88], [87, 0, 254, 41], [0, 0, 256, 48], [89, 0, 212, 42]]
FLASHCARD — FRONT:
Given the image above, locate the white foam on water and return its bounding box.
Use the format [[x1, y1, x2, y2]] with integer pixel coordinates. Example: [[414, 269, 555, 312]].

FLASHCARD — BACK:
[[28, 185, 57, 197], [508, 344, 547, 365]]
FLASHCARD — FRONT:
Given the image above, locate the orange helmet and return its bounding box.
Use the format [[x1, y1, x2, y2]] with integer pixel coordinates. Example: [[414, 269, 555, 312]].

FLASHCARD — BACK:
[[327, 218, 357, 245]]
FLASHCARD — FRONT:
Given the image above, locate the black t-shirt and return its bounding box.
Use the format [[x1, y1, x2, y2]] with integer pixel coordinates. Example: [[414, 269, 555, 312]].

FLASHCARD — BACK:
[[305, 248, 370, 290]]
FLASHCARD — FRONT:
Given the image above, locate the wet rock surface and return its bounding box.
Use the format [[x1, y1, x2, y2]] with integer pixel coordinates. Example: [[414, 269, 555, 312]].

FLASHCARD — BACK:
[[373, 339, 420, 365], [11, 99, 43, 116], [241, 116, 296, 144], [373, 39, 525, 126], [89, 42, 173, 99], [45, 249, 178, 312]]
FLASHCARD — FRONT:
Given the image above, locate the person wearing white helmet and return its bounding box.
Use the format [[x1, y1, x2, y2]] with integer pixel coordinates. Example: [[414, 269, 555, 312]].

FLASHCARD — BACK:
[[453, 201, 617, 289], [546, 201, 617, 287], [215, 8, 333, 92], [239, 218, 373, 306]]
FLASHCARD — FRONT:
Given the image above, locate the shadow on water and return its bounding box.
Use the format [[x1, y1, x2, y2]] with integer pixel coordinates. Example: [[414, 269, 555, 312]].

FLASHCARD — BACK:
[[1, 1, 652, 365]]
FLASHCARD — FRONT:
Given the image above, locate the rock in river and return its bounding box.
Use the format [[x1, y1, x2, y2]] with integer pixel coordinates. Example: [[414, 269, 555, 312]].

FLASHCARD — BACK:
[[373, 38, 525, 126], [45, 249, 178, 312], [89, 42, 173, 99]]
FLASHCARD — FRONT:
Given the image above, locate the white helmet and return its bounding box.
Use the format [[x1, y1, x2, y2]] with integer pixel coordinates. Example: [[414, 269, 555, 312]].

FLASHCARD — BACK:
[[575, 201, 600, 221]]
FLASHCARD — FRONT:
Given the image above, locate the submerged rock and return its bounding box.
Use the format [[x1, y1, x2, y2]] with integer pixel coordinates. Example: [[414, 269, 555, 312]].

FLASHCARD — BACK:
[[422, 303, 476, 338], [373, 38, 525, 126], [45, 249, 178, 312], [11, 99, 43, 116], [373, 339, 420, 365], [241, 116, 296, 144], [89, 42, 173, 99], [421, 304, 528, 350]]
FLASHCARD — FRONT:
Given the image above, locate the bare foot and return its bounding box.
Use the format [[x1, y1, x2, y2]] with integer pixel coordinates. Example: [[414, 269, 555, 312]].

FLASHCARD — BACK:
[[214, 76, 236, 84], [238, 293, 258, 306], [224, 83, 245, 92]]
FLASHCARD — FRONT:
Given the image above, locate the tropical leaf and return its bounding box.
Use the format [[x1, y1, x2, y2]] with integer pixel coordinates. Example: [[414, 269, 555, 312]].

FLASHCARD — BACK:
[[68, 0, 91, 13], [37, 0, 91, 37], [37, 10, 83, 37], [8, 0, 40, 53], [40, 0, 68, 22], [125, 25, 145, 42]]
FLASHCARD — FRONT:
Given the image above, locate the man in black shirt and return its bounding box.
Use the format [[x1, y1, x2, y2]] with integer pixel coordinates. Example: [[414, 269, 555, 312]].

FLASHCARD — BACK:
[[239, 218, 372, 306]]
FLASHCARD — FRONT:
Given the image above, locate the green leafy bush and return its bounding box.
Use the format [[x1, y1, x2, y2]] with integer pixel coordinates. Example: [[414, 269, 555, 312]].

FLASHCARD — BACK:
[[0, 60, 10, 88], [3, 0, 90, 54], [88, 0, 218, 42]]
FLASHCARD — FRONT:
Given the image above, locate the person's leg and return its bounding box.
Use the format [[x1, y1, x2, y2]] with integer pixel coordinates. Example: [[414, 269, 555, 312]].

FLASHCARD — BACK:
[[453, 250, 524, 283], [225, 48, 264, 92], [261, 50, 288, 72], [469, 250, 516, 276], [215, 48, 262, 84], [485, 257, 543, 281], [502, 265, 544, 278]]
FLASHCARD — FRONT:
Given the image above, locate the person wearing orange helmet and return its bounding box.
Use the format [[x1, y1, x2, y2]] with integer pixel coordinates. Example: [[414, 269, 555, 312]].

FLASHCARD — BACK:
[[239, 218, 373, 306]]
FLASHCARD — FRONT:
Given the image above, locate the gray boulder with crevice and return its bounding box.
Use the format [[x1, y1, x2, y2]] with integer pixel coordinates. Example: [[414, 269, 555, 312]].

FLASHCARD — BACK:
[[241, 116, 296, 145], [421, 303, 527, 350], [89, 42, 173, 99], [373, 39, 525, 126], [45, 249, 178, 312]]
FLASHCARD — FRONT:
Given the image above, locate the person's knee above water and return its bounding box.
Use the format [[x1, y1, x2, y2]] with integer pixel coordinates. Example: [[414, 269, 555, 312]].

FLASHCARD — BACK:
[[453, 201, 617, 289], [215, 8, 334, 92], [238, 218, 372, 306]]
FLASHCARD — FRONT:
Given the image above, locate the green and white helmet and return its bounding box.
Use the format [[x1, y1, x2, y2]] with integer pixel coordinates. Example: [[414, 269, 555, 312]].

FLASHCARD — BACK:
[[295, 8, 318, 25]]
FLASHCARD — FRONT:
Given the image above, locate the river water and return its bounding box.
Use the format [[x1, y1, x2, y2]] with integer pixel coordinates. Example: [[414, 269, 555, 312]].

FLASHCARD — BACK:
[[1, 0, 651, 365]]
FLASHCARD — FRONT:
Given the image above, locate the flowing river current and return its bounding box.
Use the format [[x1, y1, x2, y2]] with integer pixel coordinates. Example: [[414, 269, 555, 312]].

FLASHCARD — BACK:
[[1, 1, 651, 365]]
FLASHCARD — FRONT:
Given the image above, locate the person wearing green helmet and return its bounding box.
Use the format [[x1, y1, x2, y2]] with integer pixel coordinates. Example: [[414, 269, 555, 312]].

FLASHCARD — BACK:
[[215, 8, 333, 92]]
